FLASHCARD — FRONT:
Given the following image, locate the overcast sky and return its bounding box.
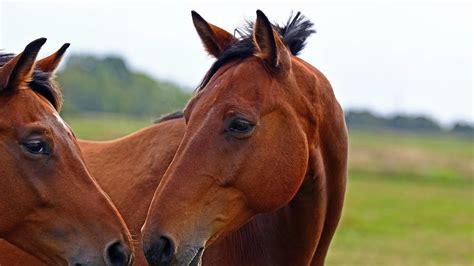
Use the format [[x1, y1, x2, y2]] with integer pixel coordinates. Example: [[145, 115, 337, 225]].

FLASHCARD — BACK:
[[1, 0, 472, 124]]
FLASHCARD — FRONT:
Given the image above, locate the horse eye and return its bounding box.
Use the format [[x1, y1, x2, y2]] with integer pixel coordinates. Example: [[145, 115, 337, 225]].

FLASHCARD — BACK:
[[229, 119, 252, 132], [23, 140, 50, 155], [226, 117, 255, 137]]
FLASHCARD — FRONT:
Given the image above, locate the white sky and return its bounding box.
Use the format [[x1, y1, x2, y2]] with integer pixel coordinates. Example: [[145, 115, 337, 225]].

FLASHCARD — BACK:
[[1, 0, 472, 124]]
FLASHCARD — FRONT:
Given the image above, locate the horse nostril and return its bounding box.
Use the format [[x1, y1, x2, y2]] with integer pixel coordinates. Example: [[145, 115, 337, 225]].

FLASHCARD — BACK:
[[105, 240, 129, 266], [144, 236, 175, 266]]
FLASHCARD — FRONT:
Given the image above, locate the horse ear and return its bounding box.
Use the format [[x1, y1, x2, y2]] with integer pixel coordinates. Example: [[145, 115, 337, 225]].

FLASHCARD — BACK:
[[36, 43, 70, 74], [0, 38, 47, 91], [192, 10, 237, 58], [253, 10, 291, 71]]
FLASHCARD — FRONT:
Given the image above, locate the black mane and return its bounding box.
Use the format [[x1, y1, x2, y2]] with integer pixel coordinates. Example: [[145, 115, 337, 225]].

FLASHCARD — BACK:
[[197, 11, 315, 91], [153, 110, 184, 124], [0, 53, 62, 110]]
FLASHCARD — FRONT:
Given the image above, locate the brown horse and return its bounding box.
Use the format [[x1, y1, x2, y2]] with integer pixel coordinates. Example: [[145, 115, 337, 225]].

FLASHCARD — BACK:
[[0, 116, 187, 265], [141, 10, 348, 266], [0, 39, 134, 265]]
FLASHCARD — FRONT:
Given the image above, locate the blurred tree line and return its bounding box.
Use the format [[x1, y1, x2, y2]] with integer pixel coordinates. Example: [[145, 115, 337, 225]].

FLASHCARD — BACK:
[[57, 54, 473, 136], [346, 110, 473, 136], [58, 55, 191, 116]]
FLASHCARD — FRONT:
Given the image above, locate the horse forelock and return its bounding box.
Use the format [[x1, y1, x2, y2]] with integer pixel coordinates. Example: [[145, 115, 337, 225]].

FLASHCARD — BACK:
[[196, 12, 316, 92]]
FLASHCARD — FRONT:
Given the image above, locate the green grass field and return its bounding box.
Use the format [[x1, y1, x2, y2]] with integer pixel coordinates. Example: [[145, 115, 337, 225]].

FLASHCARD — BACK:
[[64, 114, 474, 266], [64, 113, 152, 140]]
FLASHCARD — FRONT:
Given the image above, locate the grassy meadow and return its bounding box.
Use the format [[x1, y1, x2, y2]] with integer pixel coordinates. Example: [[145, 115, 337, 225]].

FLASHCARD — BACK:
[[64, 114, 474, 266]]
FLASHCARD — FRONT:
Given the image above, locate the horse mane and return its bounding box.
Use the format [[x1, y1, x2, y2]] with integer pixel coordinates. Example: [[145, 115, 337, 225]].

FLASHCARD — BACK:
[[197, 11, 315, 92], [153, 110, 184, 124], [0, 53, 63, 110]]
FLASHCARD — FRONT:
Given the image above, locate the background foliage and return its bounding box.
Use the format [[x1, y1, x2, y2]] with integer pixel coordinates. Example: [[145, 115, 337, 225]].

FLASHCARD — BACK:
[[58, 55, 191, 117]]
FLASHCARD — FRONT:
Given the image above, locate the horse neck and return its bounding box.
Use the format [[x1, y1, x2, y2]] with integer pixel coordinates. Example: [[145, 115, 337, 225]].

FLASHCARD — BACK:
[[81, 119, 186, 233]]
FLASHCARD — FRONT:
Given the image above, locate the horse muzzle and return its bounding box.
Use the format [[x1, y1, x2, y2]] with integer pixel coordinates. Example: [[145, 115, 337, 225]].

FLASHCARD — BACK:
[[144, 235, 204, 266]]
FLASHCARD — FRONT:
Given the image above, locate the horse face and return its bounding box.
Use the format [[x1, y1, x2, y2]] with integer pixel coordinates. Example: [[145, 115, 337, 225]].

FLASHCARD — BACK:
[[142, 11, 313, 265], [0, 39, 133, 265]]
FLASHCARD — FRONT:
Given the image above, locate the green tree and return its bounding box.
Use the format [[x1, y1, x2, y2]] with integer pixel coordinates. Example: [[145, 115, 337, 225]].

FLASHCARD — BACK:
[[57, 54, 192, 117]]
